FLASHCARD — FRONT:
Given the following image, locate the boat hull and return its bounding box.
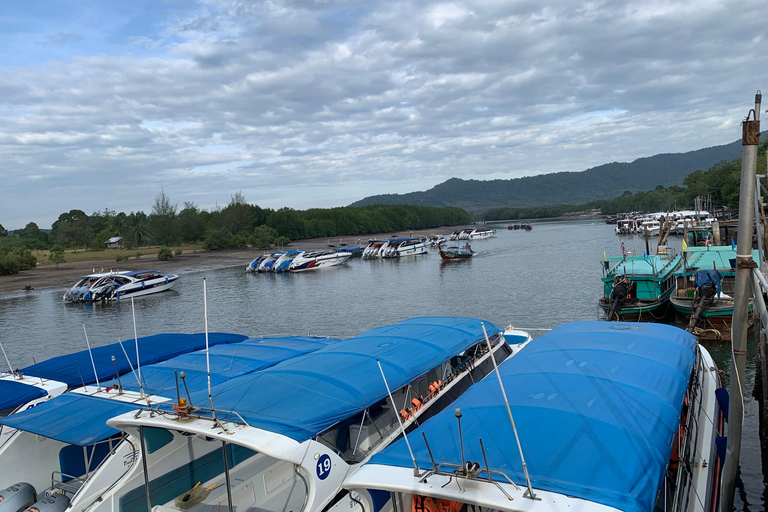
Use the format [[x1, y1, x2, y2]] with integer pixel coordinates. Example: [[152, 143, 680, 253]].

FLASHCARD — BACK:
[[113, 276, 179, 300], [599, 286, 674, 322]]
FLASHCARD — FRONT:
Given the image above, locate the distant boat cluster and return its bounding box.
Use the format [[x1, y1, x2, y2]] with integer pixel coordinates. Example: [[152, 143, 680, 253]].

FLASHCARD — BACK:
[[611, 210, 715, 235], [246, 230, 497, 272]]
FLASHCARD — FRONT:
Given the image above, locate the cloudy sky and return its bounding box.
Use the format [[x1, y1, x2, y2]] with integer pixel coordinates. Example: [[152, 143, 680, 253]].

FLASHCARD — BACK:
[[1, 0, 765, 228]]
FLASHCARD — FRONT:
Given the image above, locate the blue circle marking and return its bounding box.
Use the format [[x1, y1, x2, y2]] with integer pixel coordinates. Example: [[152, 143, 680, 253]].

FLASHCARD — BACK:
[[316, 454, 332, 480]]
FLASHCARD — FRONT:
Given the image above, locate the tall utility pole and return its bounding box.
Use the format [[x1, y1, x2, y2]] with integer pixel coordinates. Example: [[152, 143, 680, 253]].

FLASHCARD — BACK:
[[721, 91, 761, 511]]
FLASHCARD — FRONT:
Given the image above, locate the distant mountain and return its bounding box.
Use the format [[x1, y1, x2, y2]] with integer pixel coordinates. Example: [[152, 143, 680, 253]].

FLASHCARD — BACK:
[[349, 137, 747, 211]]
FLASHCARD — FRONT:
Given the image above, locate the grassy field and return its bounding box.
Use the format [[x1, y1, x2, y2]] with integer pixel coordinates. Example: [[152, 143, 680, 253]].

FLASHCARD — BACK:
[[33, 243, 206, 267]]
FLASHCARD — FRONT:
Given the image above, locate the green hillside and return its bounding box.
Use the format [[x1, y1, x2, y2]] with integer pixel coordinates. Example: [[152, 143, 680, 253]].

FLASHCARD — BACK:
[[350, 137, 745, 210]]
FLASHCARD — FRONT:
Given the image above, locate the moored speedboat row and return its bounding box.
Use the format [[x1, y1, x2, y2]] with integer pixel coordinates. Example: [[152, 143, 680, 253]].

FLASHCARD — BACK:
[[63, 270, 179, 303], [246, 249, 353, 272], [449, 227, 496, 240]]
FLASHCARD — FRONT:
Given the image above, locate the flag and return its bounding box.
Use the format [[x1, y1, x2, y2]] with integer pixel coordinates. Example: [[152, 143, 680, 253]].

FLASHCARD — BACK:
[[682, 240, 688, 251], [621, 241, 625, 252], [706, 236, 710, 247], [643, 251, 648, 260], [731, 238, 736, 250], [603, 250, 607, 261]]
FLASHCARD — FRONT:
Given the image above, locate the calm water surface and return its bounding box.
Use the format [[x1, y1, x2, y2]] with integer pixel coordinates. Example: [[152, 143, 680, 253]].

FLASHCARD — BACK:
[[0, 219, 764, 508]]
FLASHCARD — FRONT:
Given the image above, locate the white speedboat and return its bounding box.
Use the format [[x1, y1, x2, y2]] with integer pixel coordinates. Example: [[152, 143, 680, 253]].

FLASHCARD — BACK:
[[343, 321, 723, 512], [615, 218, 638, 234], [381, 239, 428, 258], [63, 270, 179, 302], [289, 250, 352, 271], [467, 228, 496, 239], [89, 318, 530, 512], [273, 250, 302, 272], [245, 255, 268, 273], [0, 336, 338, 512], [257, 253, 282, 272]]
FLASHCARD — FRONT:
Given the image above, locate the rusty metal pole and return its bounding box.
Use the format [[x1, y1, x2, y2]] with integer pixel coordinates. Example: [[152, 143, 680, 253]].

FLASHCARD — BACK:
[[721, 91, 761, 512]]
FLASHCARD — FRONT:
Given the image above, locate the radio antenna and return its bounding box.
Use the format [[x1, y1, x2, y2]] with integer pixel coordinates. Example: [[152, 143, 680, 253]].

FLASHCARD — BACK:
[[118, 339, 144, 397], [0, 342, 14, 376], [131, 297, 142, 396], [481, 322, 537, 500], [82, 323, 101, 391], [377, 359, 419, 476], [204, 278, 216, 418]]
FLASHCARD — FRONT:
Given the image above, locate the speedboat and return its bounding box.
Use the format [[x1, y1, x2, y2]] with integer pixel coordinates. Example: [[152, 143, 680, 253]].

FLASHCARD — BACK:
[[257, 253, 282, 272], [362, 240, 385, 259], [245, 255, 268, 273], [91, 318, 530, 512], [343, 321, 723, 512], [0, 335, 338, 512], [615, 219, 638, 234], [273, 250, 302, 272], [449, 229, 474, 240], [63, 270, 179, 302], [467, 228, 496, 239], [289, 250, 352, 271], [381, 239, 428, 258]]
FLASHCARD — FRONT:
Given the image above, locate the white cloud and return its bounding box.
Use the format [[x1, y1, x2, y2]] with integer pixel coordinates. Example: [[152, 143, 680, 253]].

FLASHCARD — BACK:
[[0, 0, 766, 228]]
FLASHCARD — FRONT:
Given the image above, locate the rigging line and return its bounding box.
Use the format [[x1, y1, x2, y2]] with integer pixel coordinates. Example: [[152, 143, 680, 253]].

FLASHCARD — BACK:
[[131, 297, 143, 399], [82, 324, 101, 391], [0, 342, 14, 374], [117, 339, 143, 395]]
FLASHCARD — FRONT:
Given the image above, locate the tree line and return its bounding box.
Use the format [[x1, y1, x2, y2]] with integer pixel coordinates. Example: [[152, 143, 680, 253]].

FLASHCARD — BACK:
[[0, 192, 471, 274]]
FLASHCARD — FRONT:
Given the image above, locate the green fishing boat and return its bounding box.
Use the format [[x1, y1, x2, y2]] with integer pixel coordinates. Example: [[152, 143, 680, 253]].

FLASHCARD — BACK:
[[670, 245, 759, 339], [599, 252, 682, 321]]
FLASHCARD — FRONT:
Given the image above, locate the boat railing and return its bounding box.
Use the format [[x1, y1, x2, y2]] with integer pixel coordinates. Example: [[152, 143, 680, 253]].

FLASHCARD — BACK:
[[326, 338, 500, 463], [51, 471, 88, 495]]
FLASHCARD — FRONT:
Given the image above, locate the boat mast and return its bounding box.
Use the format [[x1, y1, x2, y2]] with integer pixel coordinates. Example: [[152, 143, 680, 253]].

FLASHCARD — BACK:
[[720, 91, 761, 511]]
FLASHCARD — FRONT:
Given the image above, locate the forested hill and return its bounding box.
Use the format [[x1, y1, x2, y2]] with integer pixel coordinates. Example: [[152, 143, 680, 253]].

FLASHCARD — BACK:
[[349, 137, 745, 210]]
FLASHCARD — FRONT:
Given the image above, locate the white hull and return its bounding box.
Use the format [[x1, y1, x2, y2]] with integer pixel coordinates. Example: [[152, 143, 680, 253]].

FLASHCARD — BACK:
[[290, 252, 352, 271], [113, 276, 178, 300]]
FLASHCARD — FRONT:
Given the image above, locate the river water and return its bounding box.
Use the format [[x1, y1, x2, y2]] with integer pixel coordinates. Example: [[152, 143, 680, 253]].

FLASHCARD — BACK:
[[0, 219, 764, 509]]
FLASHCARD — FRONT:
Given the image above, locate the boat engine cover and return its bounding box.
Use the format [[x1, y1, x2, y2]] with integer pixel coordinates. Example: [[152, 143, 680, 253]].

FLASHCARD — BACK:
[[26, 494, 70, 512], [0, 483, 37, 512]]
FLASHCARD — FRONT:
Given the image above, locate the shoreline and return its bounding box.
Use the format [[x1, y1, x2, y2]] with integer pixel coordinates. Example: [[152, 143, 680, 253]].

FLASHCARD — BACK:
[[0, 226, 468, 299]]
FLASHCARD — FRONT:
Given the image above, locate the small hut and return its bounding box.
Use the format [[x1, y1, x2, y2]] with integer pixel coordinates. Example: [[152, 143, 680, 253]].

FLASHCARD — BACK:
[[105, 236, 124, 249]]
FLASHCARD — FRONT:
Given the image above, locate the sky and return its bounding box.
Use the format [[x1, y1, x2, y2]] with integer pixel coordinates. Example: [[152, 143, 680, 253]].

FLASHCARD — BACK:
[[0, 0, 766, 229]]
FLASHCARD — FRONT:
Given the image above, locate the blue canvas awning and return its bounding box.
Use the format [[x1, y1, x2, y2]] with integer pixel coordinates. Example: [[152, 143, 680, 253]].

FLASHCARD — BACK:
[[21, 332, 248, 388], [101, 336, 337, 396], [0, 393, 141, 446], [370, 321, 696, 512], [185, 317, 503, 441], [0, 380, 47, 411]]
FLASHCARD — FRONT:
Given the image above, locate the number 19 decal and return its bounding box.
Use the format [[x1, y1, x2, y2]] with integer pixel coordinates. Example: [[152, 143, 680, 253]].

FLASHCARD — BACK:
[[316, 454, 332, 480]]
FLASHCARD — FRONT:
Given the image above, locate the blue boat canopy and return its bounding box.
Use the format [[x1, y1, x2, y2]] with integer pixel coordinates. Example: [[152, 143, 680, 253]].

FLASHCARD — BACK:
[[1, 336, 336, 446], [184, 317, 503, 442], [101, 336, 337, 396], [0, 380, 47, 411], [0, 393, 141, 446], [21, 332, 248, 388], [371, 321, 696, 512]]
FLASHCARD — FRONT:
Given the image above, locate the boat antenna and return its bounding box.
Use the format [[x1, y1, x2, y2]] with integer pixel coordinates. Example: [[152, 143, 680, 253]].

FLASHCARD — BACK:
[[118, 338, 144, 397], [204, 278, 216, 418], [31, 357, 44, 386], [481, 322, 538, 500], [0, 342, 15, 376], [82, 323, 101, 391], [376, 359, 420, 476], [131, 297, 143, 396]]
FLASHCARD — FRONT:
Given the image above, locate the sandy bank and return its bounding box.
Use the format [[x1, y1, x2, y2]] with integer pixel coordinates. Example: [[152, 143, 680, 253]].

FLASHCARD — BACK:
[[0, 226, 467, 299]]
